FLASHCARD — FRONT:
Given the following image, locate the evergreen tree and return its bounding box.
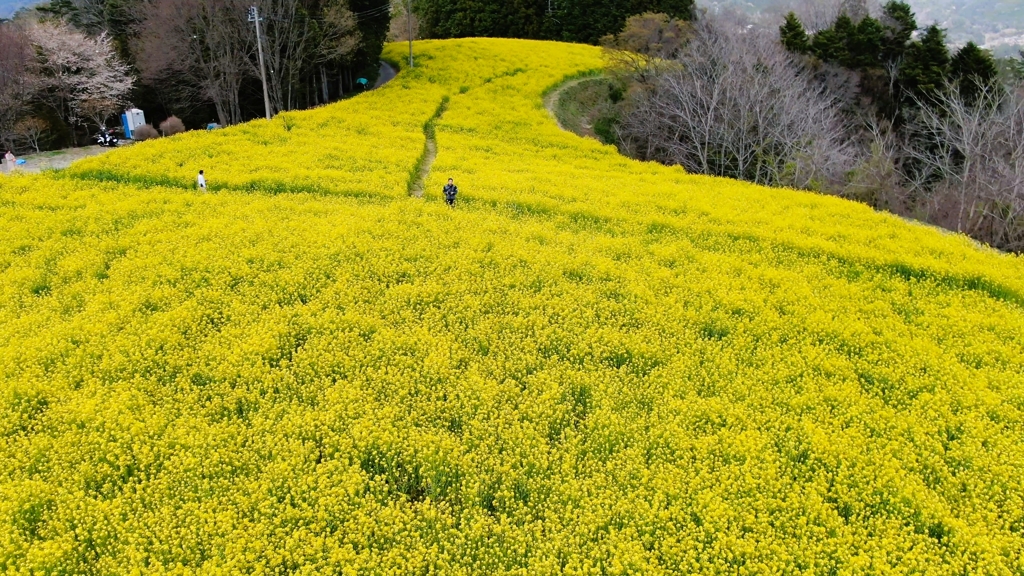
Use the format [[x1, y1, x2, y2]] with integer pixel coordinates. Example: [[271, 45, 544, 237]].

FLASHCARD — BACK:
[[951, 42, 999, 105], [779, 12, 809, 54], [36, 0, 76, 20], [881, 0, 916, 62], [832, 12, 856, 51], [806, 23, 847, 63], [847, 16, 885, 68], [349, 0, 393, 81], [900, 25, 950, 103]]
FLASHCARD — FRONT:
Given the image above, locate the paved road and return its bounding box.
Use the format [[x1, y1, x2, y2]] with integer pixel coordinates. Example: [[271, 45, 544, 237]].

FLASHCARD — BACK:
[[375, 61, 398, 89]]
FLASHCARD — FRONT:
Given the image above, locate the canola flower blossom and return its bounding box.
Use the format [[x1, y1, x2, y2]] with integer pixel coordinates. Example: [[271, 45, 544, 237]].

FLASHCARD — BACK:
[[1, 39, 1023, 574]]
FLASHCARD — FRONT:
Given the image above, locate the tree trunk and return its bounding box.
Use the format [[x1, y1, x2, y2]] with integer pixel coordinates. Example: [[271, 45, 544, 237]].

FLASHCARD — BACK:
[[214, 100, 228, 127]]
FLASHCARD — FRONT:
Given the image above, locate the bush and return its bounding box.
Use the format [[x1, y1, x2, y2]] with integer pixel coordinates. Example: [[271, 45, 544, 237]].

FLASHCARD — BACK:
[[593, 116, 618, 145], [608, 82, 625, 104], [159, 116, 186, 136], [133, 124, 159, 141]]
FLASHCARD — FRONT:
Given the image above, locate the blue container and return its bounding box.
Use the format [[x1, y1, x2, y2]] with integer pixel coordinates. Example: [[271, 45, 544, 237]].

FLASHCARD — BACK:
[[121, 113, 133, 139]]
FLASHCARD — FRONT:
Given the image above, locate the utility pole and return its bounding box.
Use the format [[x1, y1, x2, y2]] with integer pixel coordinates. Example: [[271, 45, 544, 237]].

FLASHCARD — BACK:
[[249, 6, 272, 120], [407, 0, 414, 67]]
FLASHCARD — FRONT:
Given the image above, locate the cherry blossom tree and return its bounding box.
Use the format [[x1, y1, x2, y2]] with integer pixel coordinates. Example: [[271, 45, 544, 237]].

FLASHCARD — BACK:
[[135, 0, 253, 126], [28, 21, 134, 143]]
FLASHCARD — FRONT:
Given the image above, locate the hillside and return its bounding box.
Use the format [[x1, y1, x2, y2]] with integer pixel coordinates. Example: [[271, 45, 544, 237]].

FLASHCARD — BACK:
[[2, 39, 1024, 573]]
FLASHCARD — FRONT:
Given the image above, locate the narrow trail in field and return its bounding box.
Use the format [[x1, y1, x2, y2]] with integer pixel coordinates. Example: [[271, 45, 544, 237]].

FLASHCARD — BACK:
[[409, 97, 450, 198], [409, 139, 437, 198], [544, 76, 601, 132], [408, 75, 593, 198]]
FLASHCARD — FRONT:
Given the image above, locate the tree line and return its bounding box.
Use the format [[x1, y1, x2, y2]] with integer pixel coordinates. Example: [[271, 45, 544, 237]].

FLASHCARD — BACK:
[[1, 0, 700, 153], [413, 0, 694, 45], [604, 1, 1024, 252], [0, 0, 391, 151], [779, 2, 1000, 118]]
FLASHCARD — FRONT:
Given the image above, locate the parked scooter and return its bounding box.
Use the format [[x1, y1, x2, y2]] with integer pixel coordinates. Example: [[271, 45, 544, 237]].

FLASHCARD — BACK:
[[95, 129, 120, 148]]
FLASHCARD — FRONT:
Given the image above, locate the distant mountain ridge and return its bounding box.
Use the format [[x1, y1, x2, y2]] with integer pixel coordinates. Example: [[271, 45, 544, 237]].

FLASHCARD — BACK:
[[708, 0, 1023, 55], [907, 0, 1023, 52]]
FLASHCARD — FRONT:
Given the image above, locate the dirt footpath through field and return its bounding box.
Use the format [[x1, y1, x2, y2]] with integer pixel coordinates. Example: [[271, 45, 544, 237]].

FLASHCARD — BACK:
[[2, 146, 113, 175], [544, 77, 592, 132]]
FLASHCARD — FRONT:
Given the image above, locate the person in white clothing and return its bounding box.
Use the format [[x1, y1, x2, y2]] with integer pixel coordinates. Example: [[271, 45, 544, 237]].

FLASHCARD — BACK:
[[3, 151, 16, 174], [198, 170, 207, 191]]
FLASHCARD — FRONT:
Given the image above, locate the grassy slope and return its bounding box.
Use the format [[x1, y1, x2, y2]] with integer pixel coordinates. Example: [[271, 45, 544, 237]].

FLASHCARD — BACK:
[[550, 76, 618, 143], [1, 39, 1023, 574]]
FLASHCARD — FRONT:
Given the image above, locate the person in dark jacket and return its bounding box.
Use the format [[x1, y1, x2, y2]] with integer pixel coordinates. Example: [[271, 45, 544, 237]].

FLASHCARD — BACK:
[[443, 178, 458, 206]]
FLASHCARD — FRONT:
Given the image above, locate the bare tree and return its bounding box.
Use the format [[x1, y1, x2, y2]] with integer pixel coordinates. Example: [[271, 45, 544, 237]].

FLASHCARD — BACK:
[[789, 0, 844, 32], [27, 22, 134, 144], [388, 0, 418, 42], [904, 85, 1024, 251], [255, 0, 360, 113], [844, 118, 910, 212], [136, 0, 254, 126], [838, 0, 869, 22], [618, 15, 854, 190], [314, 0, 361, 101], [0, 22, 36, 150], [318, 1, 361, 64], [14, 117, 48, 153], [602, 12, 690, 84], [256, 0, 311, 113]]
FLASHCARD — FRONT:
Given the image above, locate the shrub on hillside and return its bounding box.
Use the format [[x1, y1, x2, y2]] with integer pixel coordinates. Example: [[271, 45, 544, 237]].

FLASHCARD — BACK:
[[133, 124, 159, 141], [159, 116, 186, 136]]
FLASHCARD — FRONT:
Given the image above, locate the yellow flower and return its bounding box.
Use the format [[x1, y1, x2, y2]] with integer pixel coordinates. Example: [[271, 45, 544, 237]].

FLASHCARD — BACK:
[[0, 38, 1022, 575]]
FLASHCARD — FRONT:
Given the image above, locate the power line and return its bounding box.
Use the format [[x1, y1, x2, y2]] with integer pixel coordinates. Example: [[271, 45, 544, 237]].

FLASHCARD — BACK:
[[256, 2, 391, 28], [350, 4, 392, 19], [259, 4, 391, 24], [353, 5, 390, 15]]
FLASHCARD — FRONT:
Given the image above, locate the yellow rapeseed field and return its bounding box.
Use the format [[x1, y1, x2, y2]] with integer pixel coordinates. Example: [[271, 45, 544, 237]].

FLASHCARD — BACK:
[[2, 39, 1024, 574]]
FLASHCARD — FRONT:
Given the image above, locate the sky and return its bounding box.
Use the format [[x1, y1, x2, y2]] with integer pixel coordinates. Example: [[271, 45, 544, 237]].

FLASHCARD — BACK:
[[0, 0, 37, 18]]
